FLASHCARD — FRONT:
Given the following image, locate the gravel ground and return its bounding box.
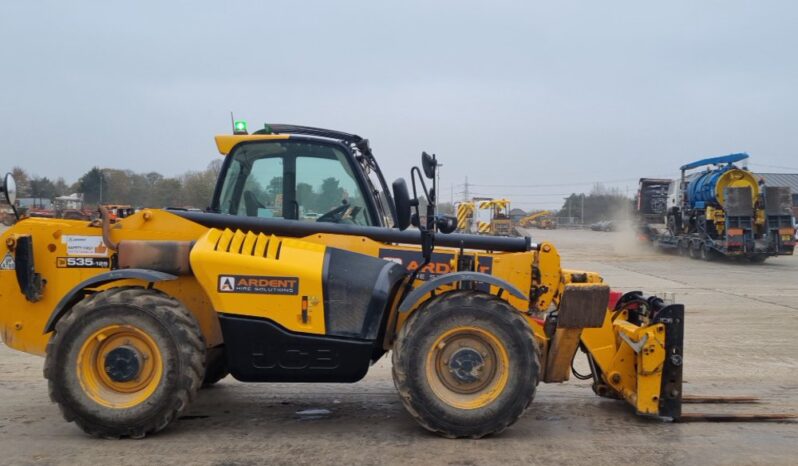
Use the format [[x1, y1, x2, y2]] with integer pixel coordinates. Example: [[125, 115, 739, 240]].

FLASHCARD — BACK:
[[1, 225, 796, 465]]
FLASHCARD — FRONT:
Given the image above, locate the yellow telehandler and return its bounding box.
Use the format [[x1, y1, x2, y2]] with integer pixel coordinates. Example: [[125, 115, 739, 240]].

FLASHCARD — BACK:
[[0, 124, 687, 438], [518, 210, 556, 229]]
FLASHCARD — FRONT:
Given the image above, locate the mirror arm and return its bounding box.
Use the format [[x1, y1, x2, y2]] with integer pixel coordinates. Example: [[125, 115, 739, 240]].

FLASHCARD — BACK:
[[408, 153, 444, 277], [409, 167, 426, 227], [410, 168, 438, 268], [410, 167, 430, 202], [410, 166, 439, 232], [398, 170, 433, 304]]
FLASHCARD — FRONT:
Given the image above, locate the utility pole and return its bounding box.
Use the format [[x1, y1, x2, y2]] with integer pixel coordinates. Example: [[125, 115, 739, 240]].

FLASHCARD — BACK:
[[436, 161, 442, 216], [580, 194, 584, 225], [566, 197, 571, 224]]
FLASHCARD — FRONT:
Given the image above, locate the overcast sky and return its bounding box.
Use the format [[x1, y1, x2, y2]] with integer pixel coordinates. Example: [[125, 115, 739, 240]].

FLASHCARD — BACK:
[[1, 1, 797, 209]]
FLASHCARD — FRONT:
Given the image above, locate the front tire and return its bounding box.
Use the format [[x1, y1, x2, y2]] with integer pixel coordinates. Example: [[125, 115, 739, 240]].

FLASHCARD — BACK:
[[392, 291, 539, 438], [44, 287, 205, 438]]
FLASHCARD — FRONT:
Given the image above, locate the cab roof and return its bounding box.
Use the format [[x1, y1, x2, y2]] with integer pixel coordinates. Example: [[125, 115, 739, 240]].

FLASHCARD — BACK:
[[214, 124, 370, 156]]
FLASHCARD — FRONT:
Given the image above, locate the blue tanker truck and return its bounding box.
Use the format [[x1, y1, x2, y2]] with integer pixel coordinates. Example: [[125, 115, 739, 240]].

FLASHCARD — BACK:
[[637, 153, 795, 262]]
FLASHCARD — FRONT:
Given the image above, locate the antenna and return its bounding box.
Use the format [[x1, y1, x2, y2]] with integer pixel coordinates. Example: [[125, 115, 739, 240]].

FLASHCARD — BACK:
[[230, 112, 235, 133]]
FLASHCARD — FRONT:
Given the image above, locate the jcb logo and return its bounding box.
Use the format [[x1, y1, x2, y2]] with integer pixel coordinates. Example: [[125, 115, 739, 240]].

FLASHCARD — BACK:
[[252, 347, 339, 370]]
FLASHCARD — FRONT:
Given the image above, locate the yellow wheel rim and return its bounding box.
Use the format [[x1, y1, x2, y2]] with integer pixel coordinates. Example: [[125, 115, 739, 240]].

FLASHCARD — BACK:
[[77, 324, 163, 409], [425, 326, 510, 410]]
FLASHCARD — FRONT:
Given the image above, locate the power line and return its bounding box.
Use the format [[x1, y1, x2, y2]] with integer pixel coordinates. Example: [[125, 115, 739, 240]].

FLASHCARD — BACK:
[[450, 173, 681, 190], [504, 201, 564, 206], [450, 177, 640, 189], [457, 191, 576, 197], [749, 162, 798, 171]]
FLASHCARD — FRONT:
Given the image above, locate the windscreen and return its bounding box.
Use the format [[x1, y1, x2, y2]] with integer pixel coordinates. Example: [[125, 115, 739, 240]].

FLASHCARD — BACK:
[[217, 140, 374, 226]]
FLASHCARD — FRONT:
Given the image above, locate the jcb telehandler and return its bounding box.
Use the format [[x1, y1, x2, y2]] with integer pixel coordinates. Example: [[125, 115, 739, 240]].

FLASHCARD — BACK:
[[0, 124, 684, 438]]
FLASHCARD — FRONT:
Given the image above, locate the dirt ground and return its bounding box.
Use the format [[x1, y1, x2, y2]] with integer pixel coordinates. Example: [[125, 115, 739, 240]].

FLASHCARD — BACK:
[[1, 225, 797, 465]]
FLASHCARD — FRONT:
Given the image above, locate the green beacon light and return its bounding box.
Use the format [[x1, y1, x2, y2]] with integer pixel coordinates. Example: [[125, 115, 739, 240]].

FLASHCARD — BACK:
[[233, 120, 248, 135]]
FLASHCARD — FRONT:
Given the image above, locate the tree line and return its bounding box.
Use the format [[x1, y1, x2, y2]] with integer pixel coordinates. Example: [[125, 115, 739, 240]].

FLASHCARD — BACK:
[[556, 183, 632, 224], [9, 164, 629, 223], [10, 160, 223, 209]]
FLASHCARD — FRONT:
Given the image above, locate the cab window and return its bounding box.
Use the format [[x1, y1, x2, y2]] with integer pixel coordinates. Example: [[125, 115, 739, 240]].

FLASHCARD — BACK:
[[217, 140, 375, 226]]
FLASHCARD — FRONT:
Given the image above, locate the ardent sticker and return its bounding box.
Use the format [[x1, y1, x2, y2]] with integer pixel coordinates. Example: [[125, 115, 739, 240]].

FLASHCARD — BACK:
[[378, 249, 493, 280], [218, 275, 299, 295], [378, 248, 493, 292], [378, 249, 455, 281], [57, 257, 111, 268], [62, 235, 109, 257], [0, 253, 14, 270]]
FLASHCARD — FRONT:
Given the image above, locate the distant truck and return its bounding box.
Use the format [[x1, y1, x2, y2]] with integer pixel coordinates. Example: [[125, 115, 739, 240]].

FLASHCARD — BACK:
[[455, 198, 513, 236], [637, 153, 795, 262]]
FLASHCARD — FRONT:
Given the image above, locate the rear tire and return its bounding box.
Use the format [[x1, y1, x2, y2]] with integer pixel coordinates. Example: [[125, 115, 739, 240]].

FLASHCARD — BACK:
[[392, 291, 539, 438], [44, 287, 205, 438]]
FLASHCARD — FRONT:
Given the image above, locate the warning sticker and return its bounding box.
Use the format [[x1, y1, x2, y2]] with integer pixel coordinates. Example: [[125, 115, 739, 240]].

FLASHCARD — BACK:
[[62, 235, 109, 257], [0, 253, 14, 270], [57, 257, 111, 269], [218, 275, 299, 295]]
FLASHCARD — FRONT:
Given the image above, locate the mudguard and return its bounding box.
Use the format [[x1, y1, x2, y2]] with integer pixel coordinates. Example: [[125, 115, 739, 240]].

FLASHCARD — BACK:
[[43, 269, 178, 333], [397, 271, 527, 312]]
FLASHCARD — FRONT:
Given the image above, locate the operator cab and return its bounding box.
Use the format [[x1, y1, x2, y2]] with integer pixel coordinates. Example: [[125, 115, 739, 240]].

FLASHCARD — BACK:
[[208, 122, 457, 250], [210, 123, 397, 228]]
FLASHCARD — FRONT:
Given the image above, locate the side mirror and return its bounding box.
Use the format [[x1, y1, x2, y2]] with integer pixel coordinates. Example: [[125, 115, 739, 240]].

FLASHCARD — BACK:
[[392, 178, 412, 231], [2, 173, 16, 206], [421, 152, 437, 179]]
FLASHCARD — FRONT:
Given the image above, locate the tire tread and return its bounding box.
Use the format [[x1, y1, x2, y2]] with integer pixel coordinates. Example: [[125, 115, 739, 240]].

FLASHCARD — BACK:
[[44, 286, 205, 438], [392, 290, 539, 438]]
